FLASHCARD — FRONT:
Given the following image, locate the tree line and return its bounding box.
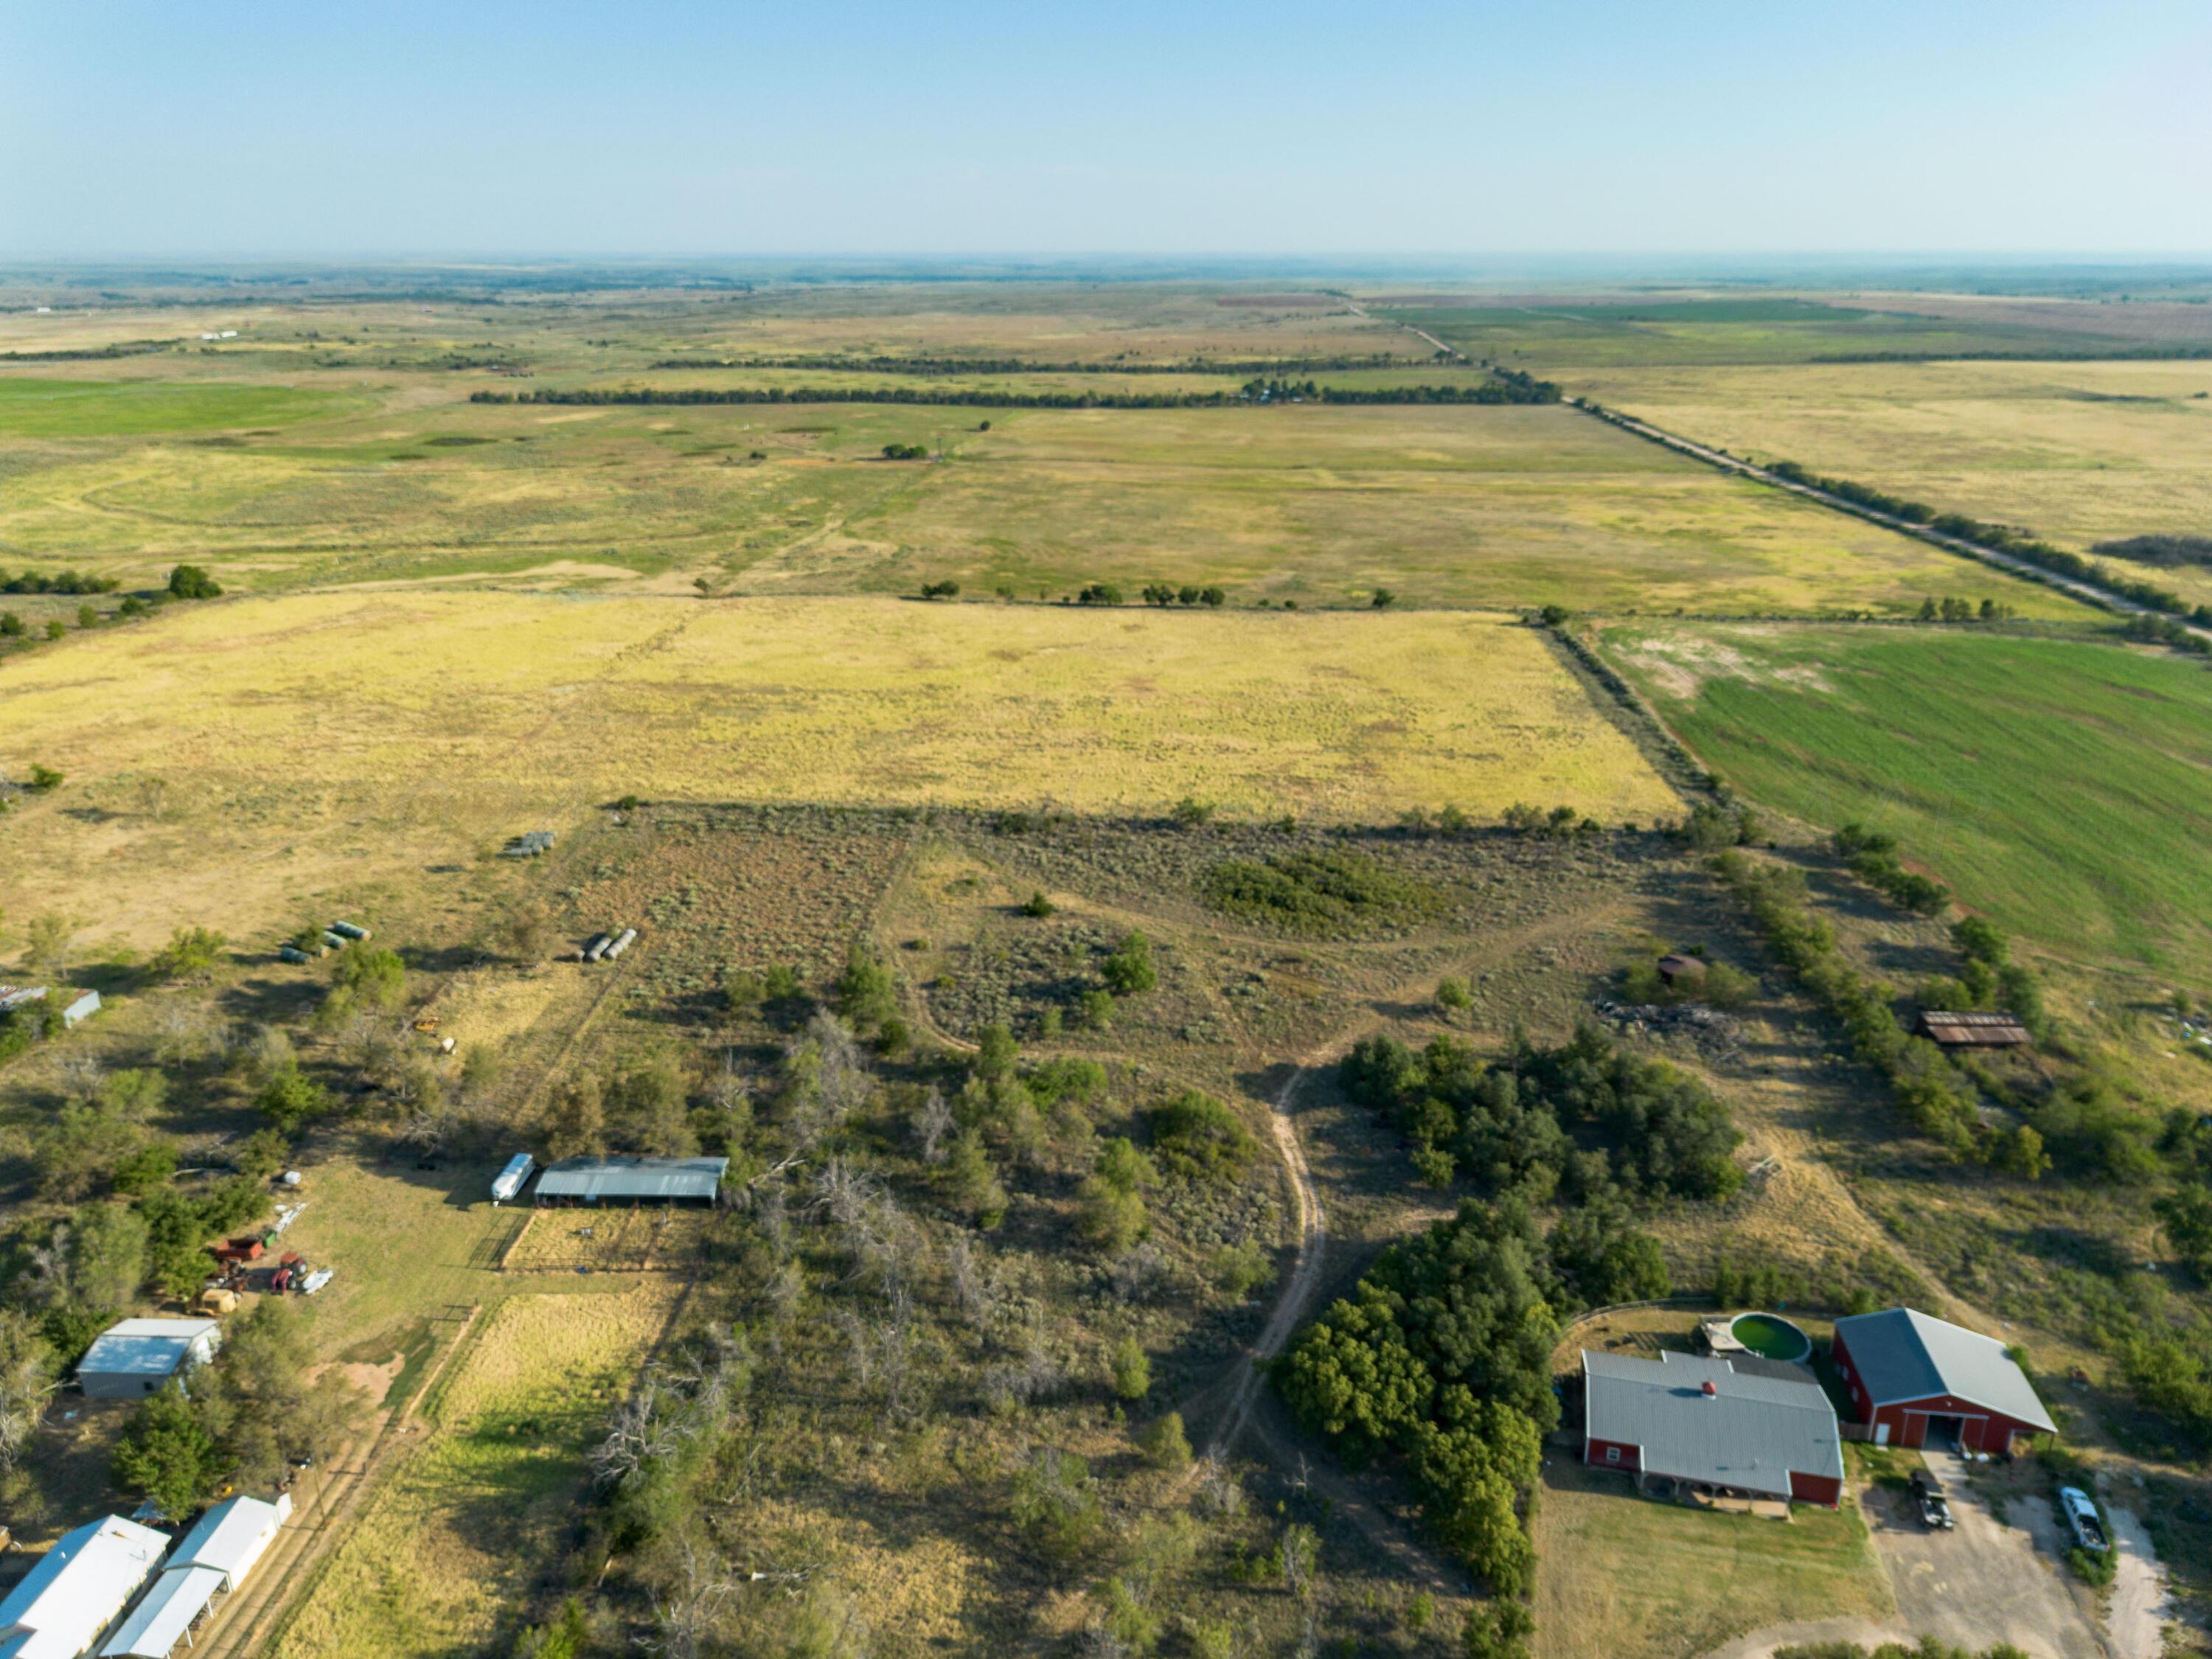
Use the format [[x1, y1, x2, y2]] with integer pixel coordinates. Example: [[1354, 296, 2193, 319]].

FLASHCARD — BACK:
[[468, 370, 1559, 412], [647, 352, 1430, 375], [1761, 459, 2212, 632]]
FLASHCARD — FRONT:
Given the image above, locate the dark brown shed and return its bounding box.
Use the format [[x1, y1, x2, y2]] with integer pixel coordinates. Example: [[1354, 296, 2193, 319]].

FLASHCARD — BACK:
[[1914, 1010, 2031, 1048]]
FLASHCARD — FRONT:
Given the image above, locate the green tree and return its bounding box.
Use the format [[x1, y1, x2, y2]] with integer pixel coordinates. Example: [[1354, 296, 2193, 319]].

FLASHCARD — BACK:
[[1145, 1091, 1258, 1182], [1110, 1335, 1152, 1400], [1010, 1447, 1105, 1564], [330, 945, 405, 1011], [972, 1023, 1018, 1081], [112, 1383, 225, 1520], [1137, 1410, 1192, 1470], [1077, 988, 1114, 1031], [192, 1300, 361, 1489], [834, 942, 897, 1030], [167, 564, 223, 600], [2157, 1183, 2212, 1282], [1102, 931, 1157, 995], [944, 1129, 1007, 1228], [0, 1312, 59, 1484], [66, 1203, 152, 1312], [543, 1073, 608, 1160], [1077, 1138, 1153, 1253], [257, 1066, 330, 1133], [1436, 977, 1473, 1016]]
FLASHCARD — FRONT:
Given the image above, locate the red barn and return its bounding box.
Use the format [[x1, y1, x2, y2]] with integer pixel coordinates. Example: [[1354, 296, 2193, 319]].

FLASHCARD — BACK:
[[1831, 1307, 2055, 1455], [1582, 1349, 1844, 1508]]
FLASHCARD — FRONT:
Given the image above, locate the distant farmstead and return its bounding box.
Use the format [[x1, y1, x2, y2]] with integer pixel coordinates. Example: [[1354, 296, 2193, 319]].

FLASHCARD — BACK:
[[1831, 1307, 2055, 1455], [1914, 1010, 2031, 1048], [534, 1155, 727, 1206]]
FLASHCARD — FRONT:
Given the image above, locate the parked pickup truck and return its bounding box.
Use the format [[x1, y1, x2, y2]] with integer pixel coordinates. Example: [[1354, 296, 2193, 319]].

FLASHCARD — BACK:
[[1910, 1467, 1955, 1531], [2057, 1486, 2110, 1554]]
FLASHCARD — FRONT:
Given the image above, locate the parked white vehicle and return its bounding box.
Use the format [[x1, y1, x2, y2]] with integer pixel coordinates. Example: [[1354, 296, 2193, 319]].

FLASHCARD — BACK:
[[2057, 1485, 2109, 1553]]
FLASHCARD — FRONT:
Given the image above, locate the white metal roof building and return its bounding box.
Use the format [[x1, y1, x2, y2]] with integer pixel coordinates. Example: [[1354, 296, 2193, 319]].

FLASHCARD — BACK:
[[534, 1155, 727, 1206], [76, 1320, 222, 1400], [98, 1495, 291, 1658], [0, 1515, 167, 1659], [1582, 1349, 1845, 1506]]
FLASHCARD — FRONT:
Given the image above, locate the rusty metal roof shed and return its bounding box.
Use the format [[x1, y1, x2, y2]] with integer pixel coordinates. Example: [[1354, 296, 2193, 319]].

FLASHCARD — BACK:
[[1916, 1010, 2031, 1048]]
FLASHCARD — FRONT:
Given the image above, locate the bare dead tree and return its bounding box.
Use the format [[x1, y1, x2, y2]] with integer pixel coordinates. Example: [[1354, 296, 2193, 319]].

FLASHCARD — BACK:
[[590, 1381, 684, 1490], [945, 1233, 996, 1328], [643, 1533, 739, 1659], [911, 1085, 953, 1164]]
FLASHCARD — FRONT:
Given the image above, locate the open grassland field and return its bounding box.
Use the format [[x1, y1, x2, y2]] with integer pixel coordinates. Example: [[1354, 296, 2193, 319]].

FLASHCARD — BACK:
[[0, 365, 2091, 616], [1367, 293, 2202, 369], [0, 593, 1678, 952], [1533, 1452, 1891, 1659], [1566, 360, 2212, 610], [0, 282, 1423, 378], [267, 1282, 681, 1659], [1604, 623, 2212, 984]]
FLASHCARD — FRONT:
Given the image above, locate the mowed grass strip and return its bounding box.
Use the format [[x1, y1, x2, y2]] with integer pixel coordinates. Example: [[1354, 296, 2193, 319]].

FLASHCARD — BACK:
[[1534, 1457, 1891, 1659], [1605, 624, 2212, 978], [0, 593, 1678, 947], [268, 1283, 679, 1659]]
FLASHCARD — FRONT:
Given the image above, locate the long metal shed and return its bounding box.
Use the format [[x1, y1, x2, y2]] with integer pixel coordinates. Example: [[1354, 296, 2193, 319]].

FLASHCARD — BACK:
[[534, 1155, 728, 1206]]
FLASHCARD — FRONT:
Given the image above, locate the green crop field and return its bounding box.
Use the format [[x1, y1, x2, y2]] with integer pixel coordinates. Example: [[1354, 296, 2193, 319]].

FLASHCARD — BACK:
[[1604, 622, 2212, 981], [0, 376, 355, 437]]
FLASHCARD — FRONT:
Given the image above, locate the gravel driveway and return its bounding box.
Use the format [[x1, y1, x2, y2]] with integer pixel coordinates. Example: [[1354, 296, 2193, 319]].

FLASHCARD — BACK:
[[1863, 1450, 2104, 1659]]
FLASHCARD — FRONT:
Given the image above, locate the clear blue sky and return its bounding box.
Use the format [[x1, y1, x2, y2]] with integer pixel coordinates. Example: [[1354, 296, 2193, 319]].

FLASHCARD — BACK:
[[4, 0, 2207, 257]]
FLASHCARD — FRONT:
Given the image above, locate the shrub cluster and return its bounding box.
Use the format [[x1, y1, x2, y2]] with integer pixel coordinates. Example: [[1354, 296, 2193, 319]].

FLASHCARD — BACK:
[[1138, 582, 1227, 607], [1200, 848, 1441, 936], [2, 567, 120, 594], [1340, 1022, 1744, 1207], [1832, 823, 1950, 916]]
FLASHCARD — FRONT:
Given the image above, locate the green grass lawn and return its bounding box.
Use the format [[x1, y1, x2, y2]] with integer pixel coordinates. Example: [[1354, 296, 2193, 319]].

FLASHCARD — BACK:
[[1604, 624, 2212, 980], [0, 376, 353, 437], [1534, 1456, 1892, 1659]]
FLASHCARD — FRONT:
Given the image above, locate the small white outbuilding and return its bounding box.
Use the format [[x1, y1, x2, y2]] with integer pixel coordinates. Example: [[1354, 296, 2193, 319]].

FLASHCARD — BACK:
[[76, 1318, 223, 1400], [0, 1514, 168, 1659]]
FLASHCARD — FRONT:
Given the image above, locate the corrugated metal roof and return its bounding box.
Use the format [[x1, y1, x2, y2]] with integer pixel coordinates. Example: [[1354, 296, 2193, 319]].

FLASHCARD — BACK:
[[0, 1517, 167, 1659], [1833, 1307, 2055, 1431], [167, 1494, 288, 1585], [97, 1566, 225, 1658], [535, 1155, 728, 1201], [1916, 1011, 2031, 1046], [1583, 1350, 1842, 1499], [78, 1319, 221, 1380]]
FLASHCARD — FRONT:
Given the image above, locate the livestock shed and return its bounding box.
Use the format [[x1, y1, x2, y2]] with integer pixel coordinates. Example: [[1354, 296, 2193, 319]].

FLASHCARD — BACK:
[[100, 1495, 292, 1658], [1831, 1307, 2055, 1454], [61, 992, 100, 1029], [1582, 1349, 1844, 1507], [1914, 1010, 2031, 1048], [534, 1155, 727, 1207], [75, 1319, 222, 1400], [0, 1514, 167, 1659]]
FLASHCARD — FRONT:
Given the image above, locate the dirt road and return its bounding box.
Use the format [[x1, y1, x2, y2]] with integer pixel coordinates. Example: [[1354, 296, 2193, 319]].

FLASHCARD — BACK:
[[2101, 1497, 2171, 1659]]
